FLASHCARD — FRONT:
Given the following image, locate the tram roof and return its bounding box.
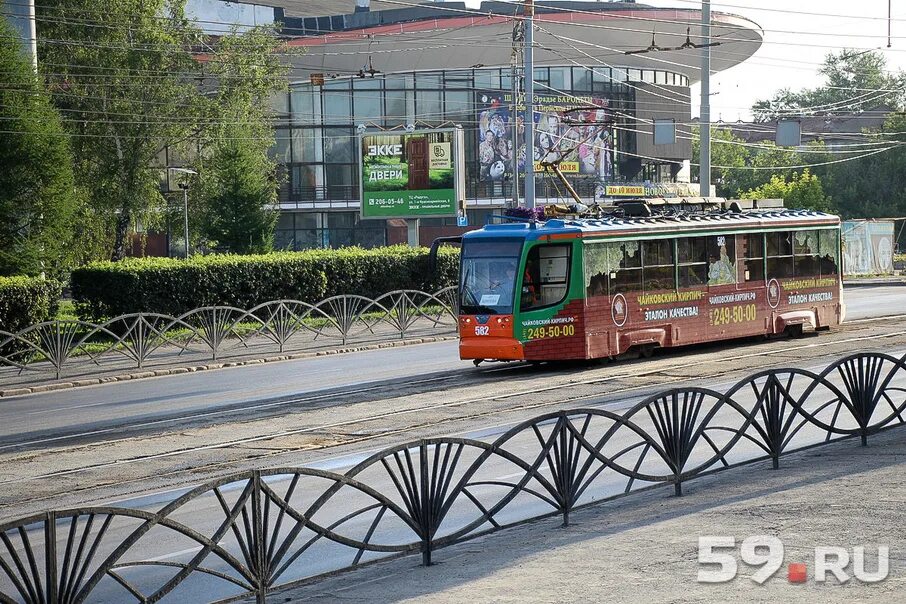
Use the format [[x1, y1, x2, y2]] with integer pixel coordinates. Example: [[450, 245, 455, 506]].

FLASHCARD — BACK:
[[464, 209, 840, 242]]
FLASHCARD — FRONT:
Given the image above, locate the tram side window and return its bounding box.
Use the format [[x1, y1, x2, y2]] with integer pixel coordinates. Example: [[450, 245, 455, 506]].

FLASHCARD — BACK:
[[707, 235, 736, 285], [818, 229, 840, 276], [677, 236, 707, 288], [605, 240, 643, 294], [766, 231, 795, 279], [643, 239, 675, 291], [793, 230, 821, 277], [737, 233, 765, 283], [522, 244, 571, 311], [584, 241, 622, 297]]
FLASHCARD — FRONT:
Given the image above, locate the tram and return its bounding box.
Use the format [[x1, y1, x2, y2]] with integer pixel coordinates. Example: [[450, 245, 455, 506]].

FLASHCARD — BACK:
[[445, 199, 844, 363]]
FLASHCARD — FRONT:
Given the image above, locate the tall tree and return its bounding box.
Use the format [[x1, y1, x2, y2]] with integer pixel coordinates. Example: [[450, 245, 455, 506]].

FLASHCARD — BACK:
[[36, 3, 290, 261], [0, 20, 77, 277], [36, 0, 202, 261], [691, 126, 817, 198], [740, 169, 833, 212], [196, 133, 278, 254], [752, 49, 906, 122], [190, 26, 287, 254]]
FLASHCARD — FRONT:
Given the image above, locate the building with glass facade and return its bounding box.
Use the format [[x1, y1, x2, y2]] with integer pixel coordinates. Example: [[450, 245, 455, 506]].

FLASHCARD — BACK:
[[241, 1, 763, 249]]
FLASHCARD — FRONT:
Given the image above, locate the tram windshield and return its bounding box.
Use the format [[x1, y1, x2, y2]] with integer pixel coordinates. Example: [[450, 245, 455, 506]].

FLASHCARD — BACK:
[[460, 239, 524, 315]]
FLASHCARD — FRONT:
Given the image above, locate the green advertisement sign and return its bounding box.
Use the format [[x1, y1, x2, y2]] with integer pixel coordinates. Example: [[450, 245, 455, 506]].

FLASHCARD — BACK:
[[360, 128, 464, 219]]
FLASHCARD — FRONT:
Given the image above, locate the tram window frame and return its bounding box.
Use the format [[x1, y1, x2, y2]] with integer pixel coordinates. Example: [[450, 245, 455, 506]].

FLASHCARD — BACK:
[[583, 239, 642, 296], [584, 240, 622, 297], [737, 232, 765, 283], [793, 230, 821, 278], [706, 235, 737, 286], [612, 240, 642, 294], [642, 238, 675, 292], [818, 228, 840, 276], [677, 236, 707, 288], [521, 243, 572, 312], [766, 230, 795, 279]]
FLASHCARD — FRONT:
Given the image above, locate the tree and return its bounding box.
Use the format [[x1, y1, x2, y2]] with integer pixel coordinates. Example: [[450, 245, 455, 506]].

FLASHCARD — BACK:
[[0, 20, 77, 277], [195, 131, 278, 254], [812, 112, 906, 219], [36, 0, 201, 261], [740, 169, 833, 212], [752, 49, 905, 122], [190, 26, 287, 254], [36, 2, 290, 261], [691, 126, 814, 198]]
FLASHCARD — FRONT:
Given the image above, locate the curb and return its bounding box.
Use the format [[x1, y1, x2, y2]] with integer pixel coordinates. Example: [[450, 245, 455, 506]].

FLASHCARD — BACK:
[[843, 279, 906, 288], [0, 335, 459, 398]]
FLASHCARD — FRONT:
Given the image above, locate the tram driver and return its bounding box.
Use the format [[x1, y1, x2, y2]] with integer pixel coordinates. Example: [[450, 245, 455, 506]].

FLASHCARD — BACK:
[[488, 262, 518, 303]]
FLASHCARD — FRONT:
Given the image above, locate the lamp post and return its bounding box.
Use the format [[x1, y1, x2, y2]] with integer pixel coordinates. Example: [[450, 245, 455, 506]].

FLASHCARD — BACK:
[[523, 0, 535, 209], [699, 0, 711, 198], [168, 167, 197, 259]]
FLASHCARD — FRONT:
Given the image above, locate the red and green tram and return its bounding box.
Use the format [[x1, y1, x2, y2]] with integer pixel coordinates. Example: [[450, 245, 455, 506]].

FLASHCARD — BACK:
[[455, 205, 844, 363]]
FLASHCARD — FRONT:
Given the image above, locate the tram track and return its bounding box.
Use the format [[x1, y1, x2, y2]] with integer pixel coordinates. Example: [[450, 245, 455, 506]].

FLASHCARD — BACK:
[[2, 319, 905, 515]]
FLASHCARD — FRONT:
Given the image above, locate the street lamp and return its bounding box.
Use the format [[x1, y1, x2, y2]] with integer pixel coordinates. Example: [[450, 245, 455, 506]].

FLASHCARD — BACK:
[[168, 167, 197, 259]]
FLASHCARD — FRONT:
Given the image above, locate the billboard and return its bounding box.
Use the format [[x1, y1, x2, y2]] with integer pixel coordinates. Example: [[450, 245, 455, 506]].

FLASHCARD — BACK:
[[359, 127, 464, 219], [842, 220, 894, 275], [476, 92, 616, 183]]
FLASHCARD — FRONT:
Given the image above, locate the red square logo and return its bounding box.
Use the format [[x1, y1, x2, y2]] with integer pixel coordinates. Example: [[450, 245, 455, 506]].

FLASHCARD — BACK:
[[788, 563, 807, 583]]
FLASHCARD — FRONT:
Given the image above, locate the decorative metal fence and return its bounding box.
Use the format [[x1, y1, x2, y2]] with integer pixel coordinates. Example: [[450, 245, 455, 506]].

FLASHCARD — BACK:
[[0, 288, 458, 380], [1, 352, 904, 603]]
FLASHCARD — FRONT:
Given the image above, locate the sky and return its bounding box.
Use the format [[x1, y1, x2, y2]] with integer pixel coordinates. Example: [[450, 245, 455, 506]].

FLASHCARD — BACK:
[[656, 0, 906, 120], [459, 0, 906, 120]]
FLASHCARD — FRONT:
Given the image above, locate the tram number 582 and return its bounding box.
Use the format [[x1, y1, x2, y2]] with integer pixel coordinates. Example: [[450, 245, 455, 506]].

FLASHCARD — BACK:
[[474, 325, 490, 336]]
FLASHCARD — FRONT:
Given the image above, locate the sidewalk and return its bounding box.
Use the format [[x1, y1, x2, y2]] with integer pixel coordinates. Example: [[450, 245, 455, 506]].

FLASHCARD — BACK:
[[263, 428, 906, 603]]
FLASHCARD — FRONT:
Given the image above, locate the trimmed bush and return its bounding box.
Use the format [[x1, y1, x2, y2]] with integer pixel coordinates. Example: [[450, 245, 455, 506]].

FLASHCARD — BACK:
[[71, 246, 460, 321], [0, 276, 62, 332]]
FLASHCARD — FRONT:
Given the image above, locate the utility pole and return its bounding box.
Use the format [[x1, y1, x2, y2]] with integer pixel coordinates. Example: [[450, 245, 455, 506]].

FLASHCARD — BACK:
[[3, 0, 38, 70], [523, 0, 536, 209], [699, 0, 711, 198], [510, 17, 523, 208]]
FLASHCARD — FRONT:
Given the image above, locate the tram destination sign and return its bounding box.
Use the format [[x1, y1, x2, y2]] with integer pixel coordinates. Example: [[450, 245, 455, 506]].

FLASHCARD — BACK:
[[359, 127, 465, 219]]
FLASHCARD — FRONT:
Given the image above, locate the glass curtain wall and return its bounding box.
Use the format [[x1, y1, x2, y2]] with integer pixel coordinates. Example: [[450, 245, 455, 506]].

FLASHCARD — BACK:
[[272, 66, 690, 249]]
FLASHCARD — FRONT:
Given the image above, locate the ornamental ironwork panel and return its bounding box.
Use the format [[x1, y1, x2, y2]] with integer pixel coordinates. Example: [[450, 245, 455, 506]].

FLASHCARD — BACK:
[[2, 352, 905, 602], [0, 288, 459, 381]]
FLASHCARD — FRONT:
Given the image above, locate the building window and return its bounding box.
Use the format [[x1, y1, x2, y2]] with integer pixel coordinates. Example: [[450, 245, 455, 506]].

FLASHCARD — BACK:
[[291, 87, 315, 124], [322, 81, 351, 122], [271, 128, 292, 163], [353, 84, 383, 123], [416, 90, 443, 121], [323, 128, 354, 164]]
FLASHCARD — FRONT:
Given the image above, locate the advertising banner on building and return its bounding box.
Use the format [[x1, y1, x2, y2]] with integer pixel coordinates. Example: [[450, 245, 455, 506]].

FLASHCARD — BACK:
[[476, 92, 615, 184], [359, 128, 464, 219], [605, 182, 702, 197], [842, 220, 894, 275]]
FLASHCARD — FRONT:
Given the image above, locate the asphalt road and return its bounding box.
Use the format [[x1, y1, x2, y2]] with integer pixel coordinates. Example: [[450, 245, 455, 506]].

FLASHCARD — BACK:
[[8, 350, 900, 604], [0, 286, 900, 452]]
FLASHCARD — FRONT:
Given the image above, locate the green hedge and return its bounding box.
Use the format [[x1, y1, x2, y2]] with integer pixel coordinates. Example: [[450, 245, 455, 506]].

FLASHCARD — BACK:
[[0, 276, 62, 332], [71, 246, 460, 321]]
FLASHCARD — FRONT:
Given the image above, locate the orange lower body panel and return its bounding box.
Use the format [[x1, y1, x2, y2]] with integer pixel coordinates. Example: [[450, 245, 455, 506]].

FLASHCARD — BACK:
[[458, 315, 523, 360], [460, 336, 525, 361]]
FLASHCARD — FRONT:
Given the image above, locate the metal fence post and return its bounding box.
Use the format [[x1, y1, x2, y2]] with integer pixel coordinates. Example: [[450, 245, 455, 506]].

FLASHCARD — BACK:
[[45, 510, 57, 603], [252, 471, 267, 604]]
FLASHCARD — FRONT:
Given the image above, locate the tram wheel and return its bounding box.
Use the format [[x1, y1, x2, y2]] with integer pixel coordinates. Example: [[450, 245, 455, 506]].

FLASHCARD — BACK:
[[473, 358, 484, 366], [786, 324, 805, 339], [640, 344, 656, 358]]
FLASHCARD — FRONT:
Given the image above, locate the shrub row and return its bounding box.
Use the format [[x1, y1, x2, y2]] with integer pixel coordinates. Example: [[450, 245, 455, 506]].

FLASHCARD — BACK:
[[71, 246, 460, 321], [0, 276, 62, 332]]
